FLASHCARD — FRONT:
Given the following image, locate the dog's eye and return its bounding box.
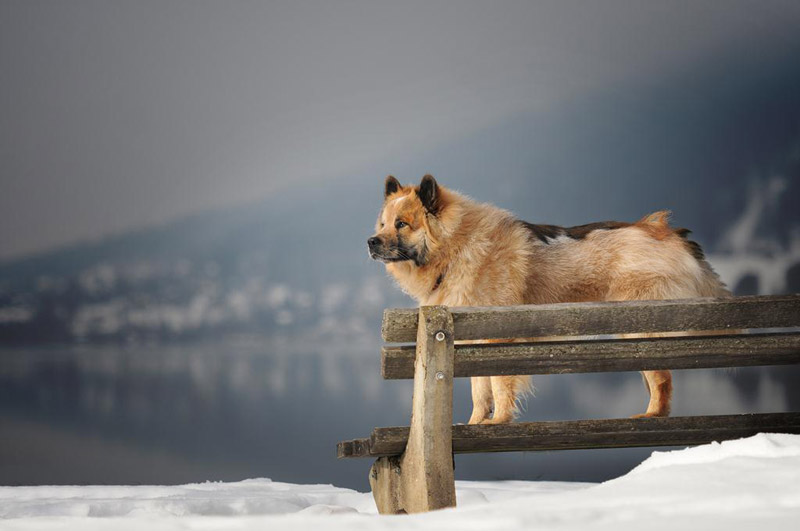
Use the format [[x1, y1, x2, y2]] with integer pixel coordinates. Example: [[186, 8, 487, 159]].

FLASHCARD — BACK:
[[395, 221, 408, 230], [380, 222, 385, 228]]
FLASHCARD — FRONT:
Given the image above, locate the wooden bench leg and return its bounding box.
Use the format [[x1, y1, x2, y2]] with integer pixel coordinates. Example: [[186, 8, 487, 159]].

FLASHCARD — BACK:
[[370, 306, 456, 514], [369, 456, 404, 513]]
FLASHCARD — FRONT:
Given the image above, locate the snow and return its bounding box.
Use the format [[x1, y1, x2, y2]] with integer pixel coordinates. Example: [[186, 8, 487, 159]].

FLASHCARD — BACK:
[[1, 433, 799, 530]]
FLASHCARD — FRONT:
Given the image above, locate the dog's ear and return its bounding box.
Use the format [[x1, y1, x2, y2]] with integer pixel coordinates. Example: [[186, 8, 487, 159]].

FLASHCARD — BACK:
[[384, 175, 402, 198], [418, 174, 441, 214]]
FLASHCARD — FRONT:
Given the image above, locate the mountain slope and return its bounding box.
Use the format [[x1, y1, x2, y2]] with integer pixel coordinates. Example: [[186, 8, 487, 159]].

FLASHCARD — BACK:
[[1, 46, 799, 343]]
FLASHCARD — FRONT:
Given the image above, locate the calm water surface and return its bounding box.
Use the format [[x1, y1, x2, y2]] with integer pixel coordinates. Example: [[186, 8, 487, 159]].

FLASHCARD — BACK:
[[1, 338, 797, 489]]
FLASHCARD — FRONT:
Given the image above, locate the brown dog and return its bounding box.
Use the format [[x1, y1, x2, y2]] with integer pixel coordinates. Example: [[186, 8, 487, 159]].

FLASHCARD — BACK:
[[368, 175, 730, 424]]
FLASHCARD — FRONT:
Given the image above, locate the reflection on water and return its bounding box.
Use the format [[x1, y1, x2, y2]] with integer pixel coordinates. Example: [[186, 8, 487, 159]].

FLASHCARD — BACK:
[[1, 338, 798, 489]]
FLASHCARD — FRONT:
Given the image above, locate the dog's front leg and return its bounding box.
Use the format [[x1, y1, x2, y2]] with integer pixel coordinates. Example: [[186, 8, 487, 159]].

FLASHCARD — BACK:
[[467, 376, 492, 424], [478, 376, 518, 424]]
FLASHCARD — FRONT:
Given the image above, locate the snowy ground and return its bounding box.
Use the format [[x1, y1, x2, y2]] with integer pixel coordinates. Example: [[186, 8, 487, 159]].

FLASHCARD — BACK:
[[1, 433, 799, 530]]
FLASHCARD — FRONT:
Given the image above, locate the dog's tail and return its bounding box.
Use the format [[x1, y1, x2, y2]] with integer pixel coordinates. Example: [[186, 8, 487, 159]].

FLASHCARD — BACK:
[[638, 210, 731, 298]]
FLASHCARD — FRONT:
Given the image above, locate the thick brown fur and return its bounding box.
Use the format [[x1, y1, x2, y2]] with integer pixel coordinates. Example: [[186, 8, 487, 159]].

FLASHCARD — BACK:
[[368, 175, 730, 424]]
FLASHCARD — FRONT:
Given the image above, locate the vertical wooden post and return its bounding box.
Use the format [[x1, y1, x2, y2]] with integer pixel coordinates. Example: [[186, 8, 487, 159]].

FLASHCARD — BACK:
[[369, 306, 456, 514]]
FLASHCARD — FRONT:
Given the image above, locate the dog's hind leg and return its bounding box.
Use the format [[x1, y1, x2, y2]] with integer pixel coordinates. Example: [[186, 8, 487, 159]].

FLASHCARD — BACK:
[[468, 376, 493, 424], [632, 370, 672, 418], [606, 276, 683, 418]]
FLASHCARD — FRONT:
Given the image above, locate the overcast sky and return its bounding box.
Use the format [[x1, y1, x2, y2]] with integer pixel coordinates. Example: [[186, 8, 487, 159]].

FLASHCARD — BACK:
[[2, 0, 800, 261]]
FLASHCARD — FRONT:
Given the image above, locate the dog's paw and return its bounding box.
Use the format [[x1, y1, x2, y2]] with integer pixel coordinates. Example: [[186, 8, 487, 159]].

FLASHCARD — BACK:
[[467, 414, 490, 425], [478, 416, 514, 425], [631, 411, 669, 419]]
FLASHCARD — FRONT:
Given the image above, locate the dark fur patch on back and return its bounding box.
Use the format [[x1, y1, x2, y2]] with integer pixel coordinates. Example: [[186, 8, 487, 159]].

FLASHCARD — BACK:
[[674, 228, 706, 260], [519, 222, 564, 244], [520, 219, 707, 261], [564, 221, 632, 239], [519, 220, 632, 244]]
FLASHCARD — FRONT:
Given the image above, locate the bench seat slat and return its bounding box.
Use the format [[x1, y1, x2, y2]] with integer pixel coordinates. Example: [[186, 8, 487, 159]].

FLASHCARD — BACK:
[[337, 412, 800, 458], [381, 295, 800, 342], [381, 331, 800, 379]]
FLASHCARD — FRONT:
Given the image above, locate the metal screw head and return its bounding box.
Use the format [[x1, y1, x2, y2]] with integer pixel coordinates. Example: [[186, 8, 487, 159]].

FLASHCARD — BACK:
[[435, 331, 446, 342], [435, 371, 445, 381]]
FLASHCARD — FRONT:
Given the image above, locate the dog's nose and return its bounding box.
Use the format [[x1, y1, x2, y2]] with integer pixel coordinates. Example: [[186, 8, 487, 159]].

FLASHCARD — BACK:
[[367, 236, 382, 249]]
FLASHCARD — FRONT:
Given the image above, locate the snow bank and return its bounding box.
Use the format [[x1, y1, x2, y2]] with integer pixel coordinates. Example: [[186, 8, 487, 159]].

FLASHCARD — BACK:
[[1, 433, 799, 530], [630, 432, 800, 474]]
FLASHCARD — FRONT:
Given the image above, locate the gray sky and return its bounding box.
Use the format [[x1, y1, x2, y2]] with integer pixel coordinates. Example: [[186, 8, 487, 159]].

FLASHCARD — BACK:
[[2, 0, 800, 261]]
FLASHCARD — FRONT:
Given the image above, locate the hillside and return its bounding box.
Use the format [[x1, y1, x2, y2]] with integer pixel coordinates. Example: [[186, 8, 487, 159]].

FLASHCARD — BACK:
[[1, 50, 799, 344]]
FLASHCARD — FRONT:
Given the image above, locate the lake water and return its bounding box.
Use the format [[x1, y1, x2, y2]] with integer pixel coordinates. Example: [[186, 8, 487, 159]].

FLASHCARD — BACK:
[[1, 337, 797, 490]]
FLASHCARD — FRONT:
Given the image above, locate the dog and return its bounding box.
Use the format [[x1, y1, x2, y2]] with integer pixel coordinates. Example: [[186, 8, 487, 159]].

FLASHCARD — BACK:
[[368, 175, 730, 424]]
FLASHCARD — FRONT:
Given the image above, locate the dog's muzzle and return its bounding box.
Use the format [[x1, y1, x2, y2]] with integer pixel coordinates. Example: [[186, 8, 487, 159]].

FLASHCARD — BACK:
[[367, 236, 383, 260]]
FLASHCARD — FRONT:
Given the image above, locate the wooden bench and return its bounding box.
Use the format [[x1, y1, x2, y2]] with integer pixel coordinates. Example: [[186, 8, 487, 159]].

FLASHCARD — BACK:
[[337, 294, 800, 514]]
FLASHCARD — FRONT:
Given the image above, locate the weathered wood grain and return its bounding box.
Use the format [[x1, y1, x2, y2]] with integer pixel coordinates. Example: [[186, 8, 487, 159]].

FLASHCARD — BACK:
[[381, 295, 800, 342], [337, 412, 800, 458], [381, 332, 800, 379], [369, 306, 456, 514], [337, 439, 370, 459]]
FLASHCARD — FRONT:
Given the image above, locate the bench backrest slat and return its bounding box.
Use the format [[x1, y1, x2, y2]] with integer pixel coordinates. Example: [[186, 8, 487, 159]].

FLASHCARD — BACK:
[[381, 331, 800, 379], [381, 295, 800, 343]]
